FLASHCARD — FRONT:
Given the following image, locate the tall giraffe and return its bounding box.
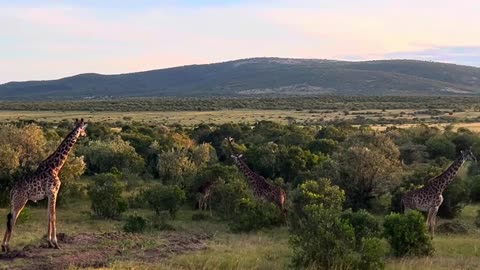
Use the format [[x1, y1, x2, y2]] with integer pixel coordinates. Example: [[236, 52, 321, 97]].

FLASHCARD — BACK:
[[2, 119, 87, 252], [226, 137, 287, 219], [402, 150, 476, 235]]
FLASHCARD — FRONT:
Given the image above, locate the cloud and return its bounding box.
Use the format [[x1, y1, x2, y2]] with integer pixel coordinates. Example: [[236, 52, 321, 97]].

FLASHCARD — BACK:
[[1, 0, 480, 83]]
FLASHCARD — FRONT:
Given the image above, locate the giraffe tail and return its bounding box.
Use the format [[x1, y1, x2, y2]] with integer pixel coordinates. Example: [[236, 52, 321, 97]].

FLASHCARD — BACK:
[[6, 213, 12, 231]]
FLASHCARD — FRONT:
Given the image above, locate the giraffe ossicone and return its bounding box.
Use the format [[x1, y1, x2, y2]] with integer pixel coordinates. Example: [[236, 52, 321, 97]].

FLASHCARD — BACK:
[[2, 118, 87, 252], [401, 149, 476, 236]]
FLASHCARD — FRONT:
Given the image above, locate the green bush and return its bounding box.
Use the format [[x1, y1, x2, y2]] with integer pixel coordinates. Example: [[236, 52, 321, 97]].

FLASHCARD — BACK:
[[438, 177, 469, 219], [228, 198, 282, 232], [290, 206, 357, 269], [143, 185, 186, 219], [341, 209, 382, 245], [123, 215, 148, 233], [88, 173, 127, 219], [383, 211, 434, 257], [468, 176, 480, 202], [289, 180, 385, 269], [210, 178, 250, 220]]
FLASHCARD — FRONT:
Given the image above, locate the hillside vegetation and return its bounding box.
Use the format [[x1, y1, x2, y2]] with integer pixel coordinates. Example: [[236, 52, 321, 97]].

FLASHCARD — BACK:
[[1, 58, 480, 99]]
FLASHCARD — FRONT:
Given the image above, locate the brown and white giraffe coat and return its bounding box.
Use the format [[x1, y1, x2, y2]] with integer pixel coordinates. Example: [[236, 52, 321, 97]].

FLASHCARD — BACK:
[[2, 119, 87, 252], [402, 150, 476, 235], [227, 137, 287, 219]]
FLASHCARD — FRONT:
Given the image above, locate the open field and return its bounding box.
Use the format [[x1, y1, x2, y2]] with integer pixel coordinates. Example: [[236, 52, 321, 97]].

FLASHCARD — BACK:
[[2, 108, 480, 128], [0, 197, 479, 270]]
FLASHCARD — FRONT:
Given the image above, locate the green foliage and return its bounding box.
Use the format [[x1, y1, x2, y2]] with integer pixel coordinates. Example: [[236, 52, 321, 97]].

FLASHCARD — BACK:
[[468, 176, 480, 202], [79, 136, 145, 174], [290, 206, 386, 270], [123, 215, 148, 233], [210, 177, 251, 220], [88, 173, 127, 219], [334, 132, 403, 210], [438, 176, 469, 219], [188, 164, 237, 207], [289, 179, 385, 269], [228, 198, 282, 233], [341, 209, 382, 245], [383, 211, 434, 257], [143, 185, 186, 219], [290, 179, 345, 213], [425, 135, 456, 159]]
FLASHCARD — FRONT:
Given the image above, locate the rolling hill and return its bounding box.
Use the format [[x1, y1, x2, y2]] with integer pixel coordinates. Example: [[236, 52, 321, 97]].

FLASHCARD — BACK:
[[1, 58, 480, 100]]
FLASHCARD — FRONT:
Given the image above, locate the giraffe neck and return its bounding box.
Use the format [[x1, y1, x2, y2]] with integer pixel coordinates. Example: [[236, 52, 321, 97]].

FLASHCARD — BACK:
[[429, 155, 466, 192], [233, 155, 263, 186], [43, 128, 81, 173]]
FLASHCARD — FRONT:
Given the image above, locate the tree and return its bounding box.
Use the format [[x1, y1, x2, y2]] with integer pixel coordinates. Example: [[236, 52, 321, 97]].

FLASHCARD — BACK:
[[334, 132, 403, 210], [425, 135, 456, 159], [79, 136, 145, 174]]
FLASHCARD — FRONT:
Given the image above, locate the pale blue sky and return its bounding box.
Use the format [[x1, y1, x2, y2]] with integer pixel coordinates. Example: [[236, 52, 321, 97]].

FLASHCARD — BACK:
[[1, 0, 479, 83]]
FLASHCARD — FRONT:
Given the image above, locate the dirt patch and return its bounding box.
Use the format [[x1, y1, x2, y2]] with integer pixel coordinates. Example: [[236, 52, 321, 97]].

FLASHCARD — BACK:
[[0, 231, 212, 270], [134, 232, 212, 262]]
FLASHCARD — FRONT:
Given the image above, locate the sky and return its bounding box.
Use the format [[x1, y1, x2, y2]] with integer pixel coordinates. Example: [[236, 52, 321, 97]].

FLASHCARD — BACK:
[[1, 0, 479, 83]]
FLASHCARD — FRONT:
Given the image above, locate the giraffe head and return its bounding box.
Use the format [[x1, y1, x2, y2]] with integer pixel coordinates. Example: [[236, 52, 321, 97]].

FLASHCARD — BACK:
[[461, 149, 477, 162], [74, 118, 88, 137]]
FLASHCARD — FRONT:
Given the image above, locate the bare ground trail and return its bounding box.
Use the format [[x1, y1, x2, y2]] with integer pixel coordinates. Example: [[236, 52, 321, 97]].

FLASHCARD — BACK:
[[0, 231, 212, 270]]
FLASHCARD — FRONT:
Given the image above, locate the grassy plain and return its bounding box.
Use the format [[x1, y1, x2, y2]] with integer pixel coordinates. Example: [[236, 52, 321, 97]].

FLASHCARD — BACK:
[[0, 197, 478, 270], [1, 108, 480, 129]]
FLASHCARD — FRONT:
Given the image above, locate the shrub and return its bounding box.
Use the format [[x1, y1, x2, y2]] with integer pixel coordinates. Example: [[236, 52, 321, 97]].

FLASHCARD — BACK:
[[468, 176, 480, 202], [210, 178, 250, 220], [88, 173, 127, 219], [289, 180, 385, 269], [143, 185, 186, 219], [383, 211, 434, 257], [291, 179, 345, 212], [123, 215, 148, 233], [290, 206, 357, 269], [228, 198, 282, 232], [438, 177, 469, 219], [341, 209, 382, 245], [79, 136, 145, 174]]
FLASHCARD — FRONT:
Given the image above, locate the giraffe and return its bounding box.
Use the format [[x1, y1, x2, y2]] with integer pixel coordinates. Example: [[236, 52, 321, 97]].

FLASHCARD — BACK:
[[2, 119, 87, 252], [401, 149, 476, 235], [197, 180, 216, 214], [226, 137, 287, 219]]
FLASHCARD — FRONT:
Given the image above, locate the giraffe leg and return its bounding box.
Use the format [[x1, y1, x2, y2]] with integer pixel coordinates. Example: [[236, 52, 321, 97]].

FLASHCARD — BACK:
[[2, 198, 28, 252], [430, 207, 440, 237], [47, 194, 60, 249], [427, 207, 436, 236]]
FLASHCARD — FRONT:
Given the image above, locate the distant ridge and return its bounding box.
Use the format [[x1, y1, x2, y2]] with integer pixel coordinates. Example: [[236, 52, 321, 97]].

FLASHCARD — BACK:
[[1, 57, 480, 100]]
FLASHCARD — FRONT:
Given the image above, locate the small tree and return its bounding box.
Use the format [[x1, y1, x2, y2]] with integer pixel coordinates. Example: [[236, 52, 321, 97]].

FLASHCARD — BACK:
[[88, 173, 127, 219], [383, 211, 434, 257], [143, 185, 186, 219], [228, 198, 282, 232], [334, 133, 403, 210], [289, 178, 385, 269]]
